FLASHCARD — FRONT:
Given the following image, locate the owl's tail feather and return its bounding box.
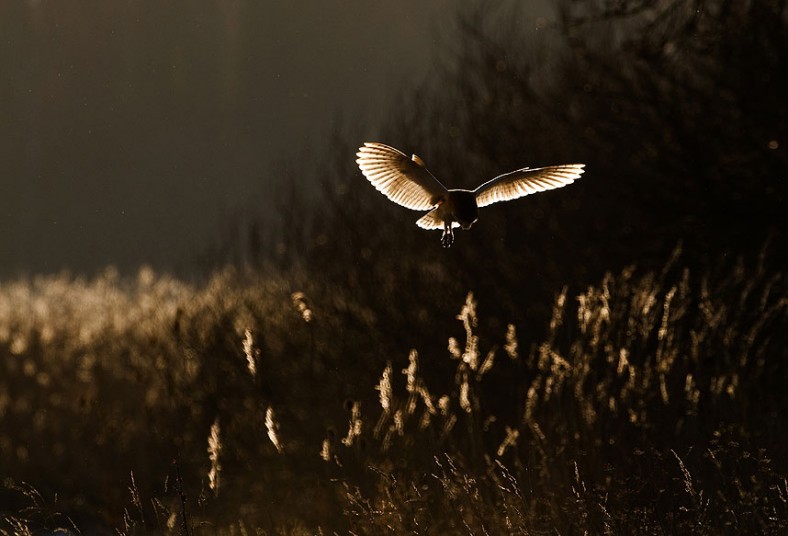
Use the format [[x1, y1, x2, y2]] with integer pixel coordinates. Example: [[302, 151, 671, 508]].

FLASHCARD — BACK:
[[416, 209, 443, 230]]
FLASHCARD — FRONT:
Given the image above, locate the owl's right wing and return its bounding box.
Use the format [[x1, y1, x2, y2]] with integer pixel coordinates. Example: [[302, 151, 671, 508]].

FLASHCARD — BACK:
[[474, 164, 585, 208], [356, 142, 448, 211]]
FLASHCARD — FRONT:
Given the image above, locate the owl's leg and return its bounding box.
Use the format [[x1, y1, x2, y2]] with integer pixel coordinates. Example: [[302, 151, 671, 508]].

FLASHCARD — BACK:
[[441, 224, 454, 248]]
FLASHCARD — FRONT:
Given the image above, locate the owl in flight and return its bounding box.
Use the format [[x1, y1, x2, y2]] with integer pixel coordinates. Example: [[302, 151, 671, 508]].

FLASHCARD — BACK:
[[356, 142, 585, 247]]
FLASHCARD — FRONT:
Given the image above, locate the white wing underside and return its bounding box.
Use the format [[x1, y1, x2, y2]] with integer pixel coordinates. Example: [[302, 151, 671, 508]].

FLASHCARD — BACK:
[[356, 142, 448, 211], [474, 164, 586, 208]]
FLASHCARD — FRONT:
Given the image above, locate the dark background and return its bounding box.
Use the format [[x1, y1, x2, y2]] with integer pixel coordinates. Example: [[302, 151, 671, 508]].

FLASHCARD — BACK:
[[1, 0, 553, 277]]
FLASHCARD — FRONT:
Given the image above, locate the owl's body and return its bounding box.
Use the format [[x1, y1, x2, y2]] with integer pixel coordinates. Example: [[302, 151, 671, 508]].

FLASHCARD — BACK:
[[416, 190, 479, 246], [356, 142, 585, 247]]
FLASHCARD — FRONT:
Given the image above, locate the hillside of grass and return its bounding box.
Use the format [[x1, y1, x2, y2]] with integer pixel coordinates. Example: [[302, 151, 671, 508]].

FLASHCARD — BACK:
[[1, 246, 785, 534]]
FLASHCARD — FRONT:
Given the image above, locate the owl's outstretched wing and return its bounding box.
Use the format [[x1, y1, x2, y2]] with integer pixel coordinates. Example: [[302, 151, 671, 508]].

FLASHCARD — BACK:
[[356, 142, 448, 211], [473, 164, 585, 208]]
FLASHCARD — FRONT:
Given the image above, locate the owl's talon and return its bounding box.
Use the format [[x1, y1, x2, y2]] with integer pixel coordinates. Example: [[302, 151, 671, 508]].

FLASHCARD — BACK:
[[441, 227, 454, 248]]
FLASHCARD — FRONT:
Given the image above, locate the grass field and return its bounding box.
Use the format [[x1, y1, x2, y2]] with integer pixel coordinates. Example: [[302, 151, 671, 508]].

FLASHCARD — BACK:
[[1, 248, 786, 534]]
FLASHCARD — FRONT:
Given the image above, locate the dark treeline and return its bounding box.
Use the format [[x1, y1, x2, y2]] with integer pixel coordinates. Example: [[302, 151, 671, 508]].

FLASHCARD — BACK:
[[215, 0, 788, 350]]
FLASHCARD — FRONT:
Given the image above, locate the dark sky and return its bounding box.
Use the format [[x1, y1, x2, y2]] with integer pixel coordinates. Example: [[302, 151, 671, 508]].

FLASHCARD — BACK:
[[1, 0, 552, 278]]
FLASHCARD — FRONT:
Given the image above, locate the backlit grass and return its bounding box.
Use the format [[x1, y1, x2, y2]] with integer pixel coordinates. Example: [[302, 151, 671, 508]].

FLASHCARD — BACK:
[[1, 249, 786, 534]]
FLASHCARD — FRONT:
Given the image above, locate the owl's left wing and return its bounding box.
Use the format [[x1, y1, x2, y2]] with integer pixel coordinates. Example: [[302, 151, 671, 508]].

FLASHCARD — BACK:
[[356, 142, 448, 211], [474, 164, 585, 208]]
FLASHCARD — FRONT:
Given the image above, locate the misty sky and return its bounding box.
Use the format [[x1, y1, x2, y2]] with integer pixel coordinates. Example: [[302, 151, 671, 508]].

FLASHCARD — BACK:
[[1, 1, 552, 277]]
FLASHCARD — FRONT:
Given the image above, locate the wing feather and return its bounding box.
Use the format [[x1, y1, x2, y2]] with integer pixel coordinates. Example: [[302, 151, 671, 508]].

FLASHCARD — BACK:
[[473, 164, 585, 208], [356, 142, 448, 211]]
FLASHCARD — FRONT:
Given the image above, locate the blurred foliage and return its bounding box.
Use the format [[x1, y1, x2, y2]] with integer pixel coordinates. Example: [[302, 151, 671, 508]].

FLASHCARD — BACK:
[[0, 247, 785, 533]]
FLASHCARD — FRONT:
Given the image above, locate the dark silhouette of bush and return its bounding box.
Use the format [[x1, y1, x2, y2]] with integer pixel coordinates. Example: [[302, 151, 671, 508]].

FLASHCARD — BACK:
[[251, 0, 787, 347]]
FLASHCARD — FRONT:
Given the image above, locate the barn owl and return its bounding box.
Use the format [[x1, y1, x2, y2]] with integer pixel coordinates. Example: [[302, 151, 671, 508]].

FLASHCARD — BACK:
[[356, 142, 585, 247]]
